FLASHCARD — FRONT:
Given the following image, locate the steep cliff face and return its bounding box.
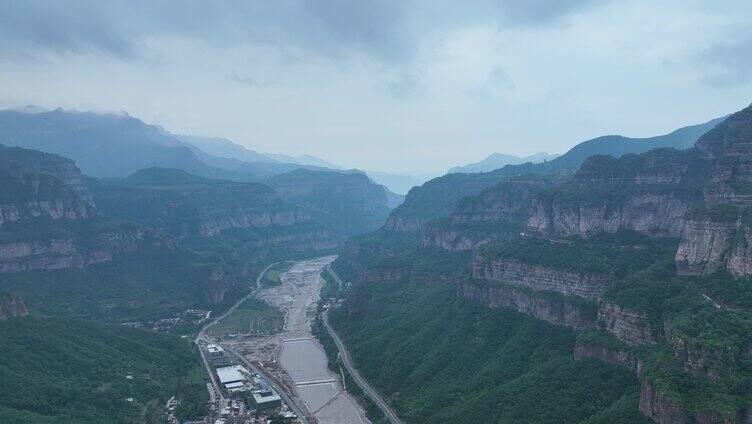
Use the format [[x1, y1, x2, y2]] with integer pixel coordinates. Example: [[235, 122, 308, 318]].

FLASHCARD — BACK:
[[669, 335, 732, 382], [727, 223, 752, 277], [528, 191, 693, 238], [527, 150, 705, 238], [638, 380, 687, 424], [597, 301, 657, 346], [471, 255, 611, 299], [91, 168, 336, 249], [264, 169, 396, 236], [457, 281, 595, 330], [675, 212, 737, 275], [675, 105, 752, 277], [0, 145, 155, 273], [0, 292, 29, 320], [574, 338, 644, 376], [0, 226, 149, 273], [422, 176, 551, 250], [0, 144, 96, 226], [638, 379, 748, 424], [696, 105, 752, 207], [384, 171, 510, 233]]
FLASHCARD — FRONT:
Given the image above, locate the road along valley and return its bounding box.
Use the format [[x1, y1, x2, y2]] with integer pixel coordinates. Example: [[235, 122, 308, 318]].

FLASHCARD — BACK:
[[221, 256, 371, 424]]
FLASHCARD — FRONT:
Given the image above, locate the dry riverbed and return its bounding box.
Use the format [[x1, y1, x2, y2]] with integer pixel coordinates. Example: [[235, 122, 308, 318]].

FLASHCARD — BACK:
[[222, 256, 370, 424]]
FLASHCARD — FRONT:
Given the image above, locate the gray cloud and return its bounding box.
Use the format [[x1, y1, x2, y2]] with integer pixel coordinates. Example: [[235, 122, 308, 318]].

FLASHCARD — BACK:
[[700, 38, 752, 87], [494, 0, 603, 25], [0, 0, 605, 64], [0, 0, 137, 58], [0, 1, 409, 63]]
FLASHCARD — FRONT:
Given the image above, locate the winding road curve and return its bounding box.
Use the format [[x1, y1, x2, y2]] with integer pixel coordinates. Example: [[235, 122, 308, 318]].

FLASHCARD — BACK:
[[322, 267, 404, 424]]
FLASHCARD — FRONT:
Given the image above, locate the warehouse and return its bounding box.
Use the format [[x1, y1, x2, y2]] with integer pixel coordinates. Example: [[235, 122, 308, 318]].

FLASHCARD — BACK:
[[216, 365, 247, 386]]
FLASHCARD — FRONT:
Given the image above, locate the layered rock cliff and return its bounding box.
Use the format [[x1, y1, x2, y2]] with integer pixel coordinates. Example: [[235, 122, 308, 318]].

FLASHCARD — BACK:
[[90, 168, 337, 249], [422, 176, 551, 250], [0, 144, 96, 226], [457, 280, 595, 330], [573, 337, 644, 376], [675, 104, 752, 276], [471, 255, 611, 299], [0, 145, 154, 273], [597, 300, 657, 346], [674, 206, 744, 276], [384, 171, 511, 232], [0, 224, 149, 273], [526, 149, 706, 238], [264, 169, 397, 236]]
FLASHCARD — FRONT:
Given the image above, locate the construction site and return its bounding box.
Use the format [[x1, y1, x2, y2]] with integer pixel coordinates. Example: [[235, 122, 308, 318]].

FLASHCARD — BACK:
[[198, 257, 369, 424]]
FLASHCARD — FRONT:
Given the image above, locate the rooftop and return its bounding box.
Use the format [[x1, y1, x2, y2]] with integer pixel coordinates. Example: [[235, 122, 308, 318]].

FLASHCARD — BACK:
[[252, 389, 281, 405], [207, 344, 224, 354], [216, 365, 246, 384]]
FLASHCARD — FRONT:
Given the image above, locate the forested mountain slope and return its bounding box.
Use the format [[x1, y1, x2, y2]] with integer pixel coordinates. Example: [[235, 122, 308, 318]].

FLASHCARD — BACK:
[[264, 169, 400, 236], [332, 104, 752, 424]]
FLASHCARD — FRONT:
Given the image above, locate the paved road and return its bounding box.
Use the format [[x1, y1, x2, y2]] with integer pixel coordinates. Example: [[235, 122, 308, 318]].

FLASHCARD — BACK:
[[222, 342, 312, 423], [322, 268, 403, 424], [194, 261, 309, 423]]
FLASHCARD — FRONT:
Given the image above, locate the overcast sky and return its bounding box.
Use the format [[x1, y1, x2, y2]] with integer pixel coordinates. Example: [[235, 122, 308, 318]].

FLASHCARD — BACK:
[[1, 1, 751, 174]]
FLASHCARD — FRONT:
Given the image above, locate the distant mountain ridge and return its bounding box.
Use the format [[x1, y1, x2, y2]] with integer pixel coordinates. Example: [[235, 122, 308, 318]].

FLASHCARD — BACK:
[[448, 117, 724, 176], [387, 115, 725, 232], [449, 152, 559, 174]]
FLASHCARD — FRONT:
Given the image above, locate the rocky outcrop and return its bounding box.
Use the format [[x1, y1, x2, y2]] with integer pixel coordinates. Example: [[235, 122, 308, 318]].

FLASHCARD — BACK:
[[457, 281, 595, 330], [91, 168, 338, 251], [422, 177, 552, 250], [696, 105, 752, 207], [0, 293, 29, 320], [639, 380, 747, 424], [638, 380, 686, 424], [526, 150, 705, 239], [726, 224, 752, 277], [0, 226, 149, 273], [197, 210, 311, 237], [573, 338, 644, 376], [597, 301, 657, 345], [675, 216, 737, 275], [383, 171, 510, 233], [264, 169, 395, 236], [527, 191, 692, 238], [669, 335, 732, 382], [422, 220, 510, 251], [245, 227, 339, 252], [0, 144, 96, 226], [471, 256, 611, 299]]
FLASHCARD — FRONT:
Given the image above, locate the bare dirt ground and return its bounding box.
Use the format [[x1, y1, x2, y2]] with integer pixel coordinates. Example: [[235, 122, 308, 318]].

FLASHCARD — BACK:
[[222, 256, 370, 424]]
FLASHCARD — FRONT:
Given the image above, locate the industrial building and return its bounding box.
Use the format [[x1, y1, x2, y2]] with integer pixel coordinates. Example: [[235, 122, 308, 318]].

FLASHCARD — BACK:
[[216, 365, 249, 395], [250, 379, 282, 410], [207, 343, 230, 366]]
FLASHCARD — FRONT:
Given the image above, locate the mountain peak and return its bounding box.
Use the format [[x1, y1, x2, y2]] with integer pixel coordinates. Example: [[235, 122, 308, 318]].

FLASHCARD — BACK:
[[695, 103, 752, 158], [449, 152, 558, 174]]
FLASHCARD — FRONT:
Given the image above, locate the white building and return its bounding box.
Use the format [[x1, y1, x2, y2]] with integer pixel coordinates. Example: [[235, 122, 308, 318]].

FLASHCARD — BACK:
[[216, 365, 247, 386]]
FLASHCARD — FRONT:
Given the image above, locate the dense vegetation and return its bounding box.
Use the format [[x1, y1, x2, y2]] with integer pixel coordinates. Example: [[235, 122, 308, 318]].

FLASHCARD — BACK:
[[261, 261, 295, 287], [600, 263, 752, 413], [209, 297, 283, 337], [328, 277, 647, 423], [0, 244, 255, 322], [312, 267, 389, 424], [478, 232, 678, 277], [0, 317, 207, 424]]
